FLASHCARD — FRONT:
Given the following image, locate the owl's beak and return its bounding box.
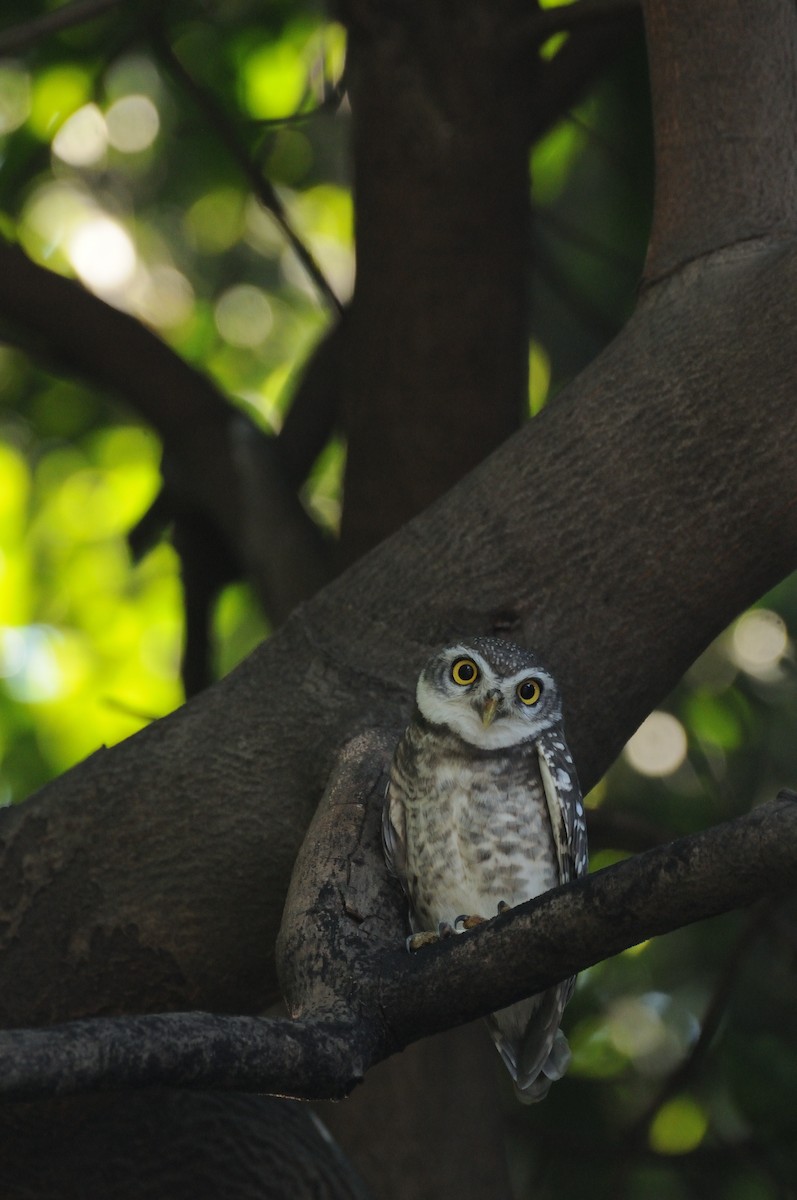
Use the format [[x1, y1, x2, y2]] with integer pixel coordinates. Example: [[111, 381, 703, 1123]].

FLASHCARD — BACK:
[[481, 693, 500, 727]]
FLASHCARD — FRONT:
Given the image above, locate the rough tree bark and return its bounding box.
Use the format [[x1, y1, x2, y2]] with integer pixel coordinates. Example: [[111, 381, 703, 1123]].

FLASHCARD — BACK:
[[3, 782, 796, 1110], [0, 0, 796, 1197]]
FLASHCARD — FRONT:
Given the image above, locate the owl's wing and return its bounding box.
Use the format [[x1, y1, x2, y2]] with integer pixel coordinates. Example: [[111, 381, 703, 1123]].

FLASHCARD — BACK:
[[536, 732, 588, 884], [491, 731, 588, 1102], [487, 982, 573, 1103], [381, 774, 408, 886]]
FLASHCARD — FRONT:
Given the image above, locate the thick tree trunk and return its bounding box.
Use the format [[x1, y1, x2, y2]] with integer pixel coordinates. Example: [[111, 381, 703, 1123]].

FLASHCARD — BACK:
[[339, 0, 533, 563], [0, 1092, 373, 1200], [332, 5, 535, 1189]]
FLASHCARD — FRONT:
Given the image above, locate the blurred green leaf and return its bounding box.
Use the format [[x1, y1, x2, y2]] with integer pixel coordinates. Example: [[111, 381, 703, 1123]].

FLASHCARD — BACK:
[[28, 63, 92, 139], [648, 1095, 708, 1155], [570, 1015, 629, 1079], [684, 690, 744, 751]]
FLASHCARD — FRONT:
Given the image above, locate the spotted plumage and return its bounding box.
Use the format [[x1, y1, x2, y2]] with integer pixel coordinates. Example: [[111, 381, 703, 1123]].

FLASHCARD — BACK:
[[383, 637, 587, 1102]]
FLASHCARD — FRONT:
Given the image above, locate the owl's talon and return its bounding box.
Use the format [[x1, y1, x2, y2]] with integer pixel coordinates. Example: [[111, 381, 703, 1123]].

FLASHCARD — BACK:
[[406, 921, 456, 951], [406, 931, 440, 952], [454, 913, 487, 930]]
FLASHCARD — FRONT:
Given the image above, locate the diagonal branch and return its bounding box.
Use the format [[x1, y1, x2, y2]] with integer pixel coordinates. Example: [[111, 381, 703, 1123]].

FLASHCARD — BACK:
[[148, 25, 342, 316], [1, 748, 794, 1103], [623, 897, 779, 1146], [0, 0, 124, 54], [0, 241, 334, 626]]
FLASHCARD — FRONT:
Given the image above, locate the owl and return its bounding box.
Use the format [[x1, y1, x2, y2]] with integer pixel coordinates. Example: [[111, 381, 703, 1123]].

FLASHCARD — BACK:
[[382, 637, 588, 1102]]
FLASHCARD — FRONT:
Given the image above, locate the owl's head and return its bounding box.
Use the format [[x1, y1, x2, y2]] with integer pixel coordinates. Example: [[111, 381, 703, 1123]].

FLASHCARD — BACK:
[[415, 637, 563, 750]]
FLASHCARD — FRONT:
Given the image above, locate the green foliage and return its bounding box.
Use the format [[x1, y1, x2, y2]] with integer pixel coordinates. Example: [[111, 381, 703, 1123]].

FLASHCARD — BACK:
[[0, 0, 349, 786]]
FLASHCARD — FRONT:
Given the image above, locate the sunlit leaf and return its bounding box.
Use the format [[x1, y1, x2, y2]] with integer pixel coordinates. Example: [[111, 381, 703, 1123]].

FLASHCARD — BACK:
[[569, 1015, 628, 1079], [28, 63, 91, 139], [529, 340, 551, 415], [684, 690, 743, 750], [185, 187, 246, 254], [0, 63, 32, 134], [531, 118, 587, 204], [241, 41, 308, 120], [0, 443, 29, 539], [648, 1096, 708, 1155]]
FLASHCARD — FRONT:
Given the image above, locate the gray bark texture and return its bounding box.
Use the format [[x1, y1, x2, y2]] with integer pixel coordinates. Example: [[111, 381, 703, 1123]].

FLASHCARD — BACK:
[[0, 0, 796, 1197]]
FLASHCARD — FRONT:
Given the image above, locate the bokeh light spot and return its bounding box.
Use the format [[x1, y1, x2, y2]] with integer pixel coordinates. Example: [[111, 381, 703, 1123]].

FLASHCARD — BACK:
[[132, 265, 195, 329], [52, 103, 107, 166], [731, 609, 788, 676], [241, 42, 306, 119], [185, 188, 245, 254], [606, 995, 668, 1059], [104, 55, 163, 104], [0, 625, 63, 702], [29, 64, 90, 139], [214, 284, 273, 347], [649, 1096, 708, 1155], [20, 180, 93, 261], [106, 94, 160, 153], [624, 711, 687, 777], [0, 63, 31, 134], [569, 1015, 627, 1079], [67, 216, 137, 293]]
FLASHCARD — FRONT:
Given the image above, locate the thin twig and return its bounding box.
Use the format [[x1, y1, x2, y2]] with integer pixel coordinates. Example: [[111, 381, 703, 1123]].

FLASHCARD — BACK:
[[0, 0, 124, 55], [535, 205, 640, 275], [624, 897, 779, 1146], [149, 26, 342, 315], [533, 235, 622, 343], [251, 79, 347, 134]]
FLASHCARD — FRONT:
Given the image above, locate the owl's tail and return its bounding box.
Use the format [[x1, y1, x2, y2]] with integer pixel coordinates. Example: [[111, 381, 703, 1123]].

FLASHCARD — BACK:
[[486, 980, 573, 1104]]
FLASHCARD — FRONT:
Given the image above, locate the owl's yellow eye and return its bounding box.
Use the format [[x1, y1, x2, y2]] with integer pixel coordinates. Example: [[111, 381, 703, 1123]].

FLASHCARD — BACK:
[[451, 657, 479, 686], [516, 677, 542, 705]]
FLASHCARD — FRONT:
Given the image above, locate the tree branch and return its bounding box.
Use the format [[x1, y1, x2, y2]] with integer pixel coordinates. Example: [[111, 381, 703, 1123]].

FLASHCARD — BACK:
[[276, 320, 344, 491], [623, 897, 778, 1146], [148, 25, 342, 316], [0, 0, 123, 55], [0, 762, 794, 1102], [0, 242, 333, 625], [642, 0, 797, 279]]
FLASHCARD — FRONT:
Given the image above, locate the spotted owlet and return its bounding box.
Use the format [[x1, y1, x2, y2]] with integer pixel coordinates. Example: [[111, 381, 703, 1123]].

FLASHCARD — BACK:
[[382, 637, 588, 1103]]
